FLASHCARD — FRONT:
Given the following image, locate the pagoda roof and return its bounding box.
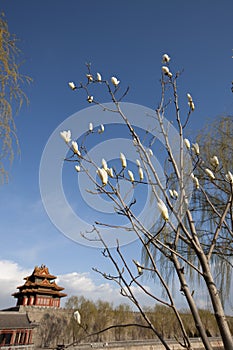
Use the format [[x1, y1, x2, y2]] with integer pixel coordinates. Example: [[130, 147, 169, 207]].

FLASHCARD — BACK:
[[12, 265, 67, 300], [12, 289, 67, 298], [0, 312, 35, 329], [24, 264, 56, 280], [16, 278, 65, 291]]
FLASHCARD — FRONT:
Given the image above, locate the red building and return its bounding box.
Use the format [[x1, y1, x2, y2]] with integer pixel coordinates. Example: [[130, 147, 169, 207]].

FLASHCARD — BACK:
[[0, 311, 35, 350], [12, 265, 67, 308]]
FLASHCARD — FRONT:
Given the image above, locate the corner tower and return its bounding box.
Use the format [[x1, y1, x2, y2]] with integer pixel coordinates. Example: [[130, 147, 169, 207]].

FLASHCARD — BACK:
[[12, 265, 67, 308]]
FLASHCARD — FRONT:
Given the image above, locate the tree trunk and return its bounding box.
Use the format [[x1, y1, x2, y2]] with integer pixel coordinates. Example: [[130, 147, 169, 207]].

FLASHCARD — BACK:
[[172, 253, 213, 350], [198, 252, 233, 349]]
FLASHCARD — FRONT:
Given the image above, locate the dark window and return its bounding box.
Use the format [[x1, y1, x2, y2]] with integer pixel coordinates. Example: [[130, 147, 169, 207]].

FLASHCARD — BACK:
[[0, 333, 5, 345], [5, 333, 12, 345], [0, 333, 13, 345]]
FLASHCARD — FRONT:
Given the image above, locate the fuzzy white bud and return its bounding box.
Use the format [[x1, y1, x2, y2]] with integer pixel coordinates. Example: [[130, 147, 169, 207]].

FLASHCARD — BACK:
[[120, 152, 127, 168], [68, 82, 77, 90], [169, 189, 178, 199], [74, 310, 81, 324], [87, 96, 93, 103], [98, 124, 105, 134], [102, 158, 108, 171], [148, 149, 153, 157], [210, 156, 219, 168], [138, 167, 144, 181], [128, 170, 135, 183], [89, 122, 93, 132], [106, 168, 114, 178], [192, 143, 200, 156], [157, 199, 169, 221], [162, 66, 170, 74], [194, 176, 199, 189], [60, 130, 71, 143], [205, 168, 215, 180], [71, 141, 81, 156], [111, 76, 120, 86], [75, 165, 81, 172], [96, 72, 102, 81], [162, 54, 171, 63], [97, 168, 108, 186], [225, 171, 233, 183], [184, 138, 191, 150], [86, 74, 93, 82]]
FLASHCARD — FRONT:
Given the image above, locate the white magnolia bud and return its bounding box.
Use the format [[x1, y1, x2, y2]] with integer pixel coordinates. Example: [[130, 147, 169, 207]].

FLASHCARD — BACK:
[[148, 149, 153, 157], [111, 76, 120, 86], [187, 93, 195, 110], [71, 141, 81, 156], [184, 138, 191, 150], [192, 143, 200, 156], [191, 173, 199, 189], [210, 156, 219, 168], [74, 310, 81, 324], [60, 130, 71, 143], [98, 124, 105, 134], [96, 72, 102, 81], [86, 74, 93, 82], [189, 101, 195, 111], [157, 199, 169, 221], [87, 96, 93, 103], [102, 158, 108, 171], [97, 168, 108, 186], [162, 66, 170, 75], [138, 167, 144, 181], [128, 170, 135, 183], [162, 54, 171, 63], [75, 165, 81, 172], [205, 168, 215, 180], [169, 189, 178, 199], [106, 168, 114, 178], [225, 171, 233, 183], [89, 122, 93, 132], [194, 176, 199, 189], [120, 152, 127, 168], [68, 82, 77, 90]]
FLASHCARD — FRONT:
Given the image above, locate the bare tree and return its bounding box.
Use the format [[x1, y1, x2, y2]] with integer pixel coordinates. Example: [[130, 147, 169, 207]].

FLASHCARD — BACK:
[[0, 12, 31, 182], [61, 56, 233, 349]]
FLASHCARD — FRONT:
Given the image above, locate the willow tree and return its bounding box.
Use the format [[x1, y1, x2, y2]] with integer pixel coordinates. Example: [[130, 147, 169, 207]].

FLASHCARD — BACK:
[[60, 57, 233, 349], [0, 13, 31, 182], [197, 116, 233, 171], [189, 116, 233, 300]]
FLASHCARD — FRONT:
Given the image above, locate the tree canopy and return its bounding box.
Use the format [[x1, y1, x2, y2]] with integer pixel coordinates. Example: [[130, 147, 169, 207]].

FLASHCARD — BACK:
[[60, 57, 233, 349]]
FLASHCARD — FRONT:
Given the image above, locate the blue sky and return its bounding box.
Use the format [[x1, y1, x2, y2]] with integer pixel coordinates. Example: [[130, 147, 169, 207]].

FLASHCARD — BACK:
[[0, 0, 233, 311]]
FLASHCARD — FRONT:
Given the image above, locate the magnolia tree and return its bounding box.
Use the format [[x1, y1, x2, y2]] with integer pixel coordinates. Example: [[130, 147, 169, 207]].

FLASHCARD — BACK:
[[42, 55, 233, 349]]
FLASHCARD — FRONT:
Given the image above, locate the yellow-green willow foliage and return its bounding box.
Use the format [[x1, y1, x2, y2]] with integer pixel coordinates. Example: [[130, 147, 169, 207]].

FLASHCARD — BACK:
[[0, 13, 31, 182]]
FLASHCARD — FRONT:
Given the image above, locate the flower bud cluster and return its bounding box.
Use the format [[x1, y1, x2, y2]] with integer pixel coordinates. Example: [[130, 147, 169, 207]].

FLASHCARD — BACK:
[[68, 70, 121, 105], [187, 93, 195, 111], [161, 53, 172, 78]]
